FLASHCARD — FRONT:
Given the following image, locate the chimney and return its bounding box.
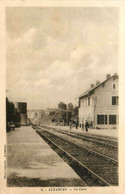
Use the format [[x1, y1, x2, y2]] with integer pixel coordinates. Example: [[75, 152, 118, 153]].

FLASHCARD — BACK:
[[113, 73, 118, 80], [106, 74, 111, 79], [96, 80, 100, 86], [90, 84, 95, 88], [114, 73, 118, 77]]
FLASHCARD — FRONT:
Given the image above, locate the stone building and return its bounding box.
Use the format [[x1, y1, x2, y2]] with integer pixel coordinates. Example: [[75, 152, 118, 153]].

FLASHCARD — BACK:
[[78, 73, 119, 129]]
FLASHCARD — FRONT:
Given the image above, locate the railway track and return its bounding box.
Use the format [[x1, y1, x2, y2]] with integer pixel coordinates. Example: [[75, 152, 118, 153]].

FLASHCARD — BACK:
[[54, 129, 118, 148], [43, 126, 118, 148], [36, 128, 118, 186], [38, 126, 118, 161], [40, 127, 118, 163]]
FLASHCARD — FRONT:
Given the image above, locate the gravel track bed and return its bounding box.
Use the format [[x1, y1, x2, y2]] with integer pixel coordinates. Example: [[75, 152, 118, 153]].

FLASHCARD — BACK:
[[43, 128, 118, 161], [38, 129, 118, 185]]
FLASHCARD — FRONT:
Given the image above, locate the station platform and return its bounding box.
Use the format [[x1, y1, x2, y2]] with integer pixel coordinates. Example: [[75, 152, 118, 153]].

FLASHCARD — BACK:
[[7, 126, 87, 187], [46, 125, 118, 139]]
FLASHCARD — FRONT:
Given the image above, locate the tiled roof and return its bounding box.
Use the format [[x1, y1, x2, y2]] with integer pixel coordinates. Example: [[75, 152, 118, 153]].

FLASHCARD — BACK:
[[79, 73, 118, 99]]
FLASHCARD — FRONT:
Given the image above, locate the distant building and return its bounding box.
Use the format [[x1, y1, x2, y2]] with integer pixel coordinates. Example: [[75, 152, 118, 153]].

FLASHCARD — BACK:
[[78, 74, 119, 129], [14, 102, 27, 126]]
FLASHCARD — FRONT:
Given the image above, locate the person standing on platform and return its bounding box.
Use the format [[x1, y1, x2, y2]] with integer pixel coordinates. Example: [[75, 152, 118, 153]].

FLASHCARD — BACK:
[[90, 121, 93, 129], [85, 120, 89, 132], [82, 122, 84, 130], [69, 120, 72, 130], [76, 119, 78, 129]]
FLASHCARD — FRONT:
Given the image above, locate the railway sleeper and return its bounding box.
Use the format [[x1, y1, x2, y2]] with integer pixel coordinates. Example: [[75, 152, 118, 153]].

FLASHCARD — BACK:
[[37, 130, 111, 186], [40, 129, 118, 164]]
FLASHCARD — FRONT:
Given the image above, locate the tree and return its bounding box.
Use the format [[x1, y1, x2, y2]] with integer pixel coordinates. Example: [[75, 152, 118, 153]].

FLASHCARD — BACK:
[[6, 98, 15, 131], [72, 106, 78, 120], [57, 102, 67, 124], [68, 103, 74, 112], [58, 102, 67, 110], [6, 98, 15, 123]]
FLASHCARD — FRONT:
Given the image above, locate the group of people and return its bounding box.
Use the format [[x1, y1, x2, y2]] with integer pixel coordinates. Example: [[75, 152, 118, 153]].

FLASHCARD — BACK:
[[69, 120, 78, 130], [81, 121, 93, 132], [69, 120, 91, 132]]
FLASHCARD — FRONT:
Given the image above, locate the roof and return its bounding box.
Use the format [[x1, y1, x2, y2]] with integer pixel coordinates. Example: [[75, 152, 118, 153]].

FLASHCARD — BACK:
[[79, 73, 118, 99]]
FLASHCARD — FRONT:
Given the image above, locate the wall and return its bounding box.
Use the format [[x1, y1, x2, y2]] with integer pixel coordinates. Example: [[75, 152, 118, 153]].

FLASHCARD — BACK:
[[94, 77, 119, 128], [79, 76, 119, 129], [79, 96, 94, 126]]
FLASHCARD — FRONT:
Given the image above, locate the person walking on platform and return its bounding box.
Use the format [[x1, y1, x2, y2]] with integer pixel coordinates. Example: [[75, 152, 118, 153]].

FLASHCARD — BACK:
[[85, 120, 89, 132]]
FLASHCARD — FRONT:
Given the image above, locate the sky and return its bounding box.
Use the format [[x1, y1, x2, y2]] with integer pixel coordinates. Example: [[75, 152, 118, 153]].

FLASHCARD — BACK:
[[6, 7, 119, 110]]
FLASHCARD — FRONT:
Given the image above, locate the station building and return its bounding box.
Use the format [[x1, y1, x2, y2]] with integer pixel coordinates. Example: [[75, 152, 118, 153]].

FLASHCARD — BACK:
[[78, 74, 119, 129]]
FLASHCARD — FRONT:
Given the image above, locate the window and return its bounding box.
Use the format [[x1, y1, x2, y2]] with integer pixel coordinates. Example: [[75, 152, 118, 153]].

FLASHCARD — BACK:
[[109, 115, 116, 124], [112, 96, 119, 105], [88, 97, 90, 105], [97, 115, 107, 124], [90, 90, 94, 95], [113, 84, 115, 89]]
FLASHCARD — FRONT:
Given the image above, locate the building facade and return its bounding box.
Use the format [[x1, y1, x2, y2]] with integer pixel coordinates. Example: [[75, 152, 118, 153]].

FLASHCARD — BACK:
[[79, 74, 119, 129], [14, 102, 27, 126]]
